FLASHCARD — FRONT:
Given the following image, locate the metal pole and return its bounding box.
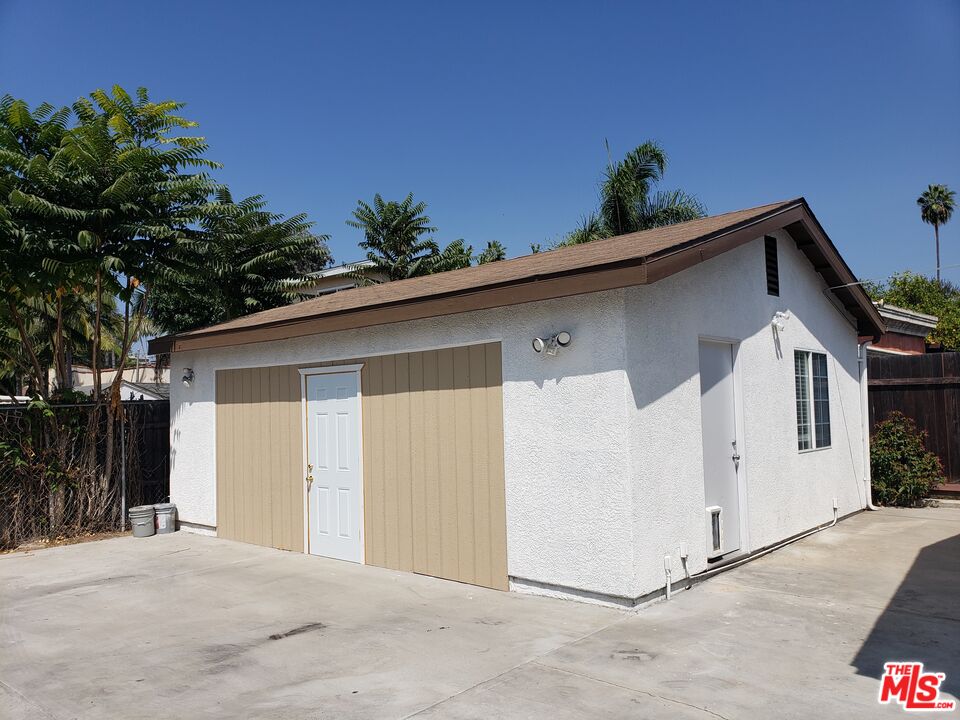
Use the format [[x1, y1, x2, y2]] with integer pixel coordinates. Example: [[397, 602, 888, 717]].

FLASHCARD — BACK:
[[120, 407, 127, 530]]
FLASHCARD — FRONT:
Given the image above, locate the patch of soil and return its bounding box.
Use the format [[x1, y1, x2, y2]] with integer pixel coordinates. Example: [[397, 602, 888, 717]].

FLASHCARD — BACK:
[[2, 530, 127, 555]]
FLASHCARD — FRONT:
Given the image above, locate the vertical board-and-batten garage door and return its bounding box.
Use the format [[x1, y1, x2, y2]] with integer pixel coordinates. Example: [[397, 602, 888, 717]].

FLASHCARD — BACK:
[[214, 342, 508, 590]]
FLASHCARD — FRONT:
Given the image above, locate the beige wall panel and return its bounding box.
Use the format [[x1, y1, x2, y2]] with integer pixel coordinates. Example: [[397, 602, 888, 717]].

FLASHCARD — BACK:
[[394, 353, 414, 571], [421, 350, 443, 579], [215, 365, 303, 552], [436, 348, 459, 581], [286, 365, 304, 551], [453, 345, 476, 584], [408, 351, 427, 574], [380, 354, 400, 569], [362, 355, 385, 568], [214, 341, 506, 590]]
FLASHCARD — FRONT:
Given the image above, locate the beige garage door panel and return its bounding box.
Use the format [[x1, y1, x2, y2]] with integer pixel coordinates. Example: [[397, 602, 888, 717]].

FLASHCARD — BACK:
[[215, 365, 304, 552], [214, 342, 508, 591], [360, 343, 508, 590]]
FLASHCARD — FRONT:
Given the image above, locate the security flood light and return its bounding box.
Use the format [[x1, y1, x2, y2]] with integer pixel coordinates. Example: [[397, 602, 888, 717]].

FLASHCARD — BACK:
[[771, 311, 790, 333], [532, 331, 572, 356]]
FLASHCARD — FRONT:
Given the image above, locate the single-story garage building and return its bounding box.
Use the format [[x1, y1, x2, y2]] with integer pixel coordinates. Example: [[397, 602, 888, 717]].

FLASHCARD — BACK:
[[150, 198, 885, 606]]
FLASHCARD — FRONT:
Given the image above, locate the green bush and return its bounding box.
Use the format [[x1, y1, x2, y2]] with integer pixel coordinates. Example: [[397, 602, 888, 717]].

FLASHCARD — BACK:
[[871, 412, 945, 507]]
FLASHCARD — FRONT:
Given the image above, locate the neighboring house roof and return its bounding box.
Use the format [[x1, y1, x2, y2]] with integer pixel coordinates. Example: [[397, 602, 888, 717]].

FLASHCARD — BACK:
[[308, 260, 376, 279], [150, 198, 885, 354], [72, 380, 170, 401], [302, 260, 385, 298], [875, 303, 938, 337], [123, 381, 171, 400]]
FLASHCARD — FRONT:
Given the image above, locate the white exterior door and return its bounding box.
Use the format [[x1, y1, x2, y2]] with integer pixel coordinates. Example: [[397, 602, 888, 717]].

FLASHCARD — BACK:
[[305, 371, 362, 563], [698, 340, 742, 558]]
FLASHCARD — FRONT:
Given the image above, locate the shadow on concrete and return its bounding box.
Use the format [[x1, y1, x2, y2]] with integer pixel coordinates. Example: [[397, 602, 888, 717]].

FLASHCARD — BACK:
[[852, 531, 960, 698]]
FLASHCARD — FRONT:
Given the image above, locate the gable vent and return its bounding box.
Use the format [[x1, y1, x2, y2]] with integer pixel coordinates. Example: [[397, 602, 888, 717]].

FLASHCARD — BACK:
[[764, 235, 780, 296]]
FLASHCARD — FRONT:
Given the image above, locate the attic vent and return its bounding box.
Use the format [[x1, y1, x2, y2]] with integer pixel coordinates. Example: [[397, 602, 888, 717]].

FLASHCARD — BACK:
[[765, 236, 779, 296]]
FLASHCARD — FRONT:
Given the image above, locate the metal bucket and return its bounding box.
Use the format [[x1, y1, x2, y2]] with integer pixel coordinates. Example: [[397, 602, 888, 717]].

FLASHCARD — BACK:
[[154, 503, 177, 534], [129, 505, 156, 538]]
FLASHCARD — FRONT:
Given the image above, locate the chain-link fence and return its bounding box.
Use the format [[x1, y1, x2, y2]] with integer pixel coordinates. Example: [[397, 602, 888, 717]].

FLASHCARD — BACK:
[[0, 400, 169, 550]]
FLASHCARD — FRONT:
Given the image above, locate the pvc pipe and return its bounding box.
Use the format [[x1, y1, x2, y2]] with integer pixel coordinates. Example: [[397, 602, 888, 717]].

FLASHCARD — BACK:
[[663, 555, 673, 600], [693, 504, 839, 581], [858, 342, 878, 510]]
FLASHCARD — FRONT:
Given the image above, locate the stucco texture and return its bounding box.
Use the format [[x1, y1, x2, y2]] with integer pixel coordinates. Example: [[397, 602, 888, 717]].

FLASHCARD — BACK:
[[168, 231, 867, 601], [624, 231, 866, 597]]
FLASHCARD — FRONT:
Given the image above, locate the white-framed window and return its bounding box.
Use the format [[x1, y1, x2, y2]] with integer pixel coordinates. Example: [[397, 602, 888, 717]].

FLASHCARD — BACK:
[[794, 350, 831, 451]]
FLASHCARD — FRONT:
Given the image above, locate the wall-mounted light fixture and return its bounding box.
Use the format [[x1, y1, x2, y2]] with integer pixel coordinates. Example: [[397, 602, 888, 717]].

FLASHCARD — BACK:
[[532, 331, 572, 356], [182, 367, 195, 387], [771, 311, 790, 333]]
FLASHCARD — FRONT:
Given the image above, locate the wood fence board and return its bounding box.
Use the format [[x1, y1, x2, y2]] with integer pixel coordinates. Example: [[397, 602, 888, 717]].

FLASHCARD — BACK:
[[869, 353, 960, 480]]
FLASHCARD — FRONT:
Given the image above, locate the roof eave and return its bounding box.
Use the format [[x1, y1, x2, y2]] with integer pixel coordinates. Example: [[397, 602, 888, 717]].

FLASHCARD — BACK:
[[148, 199, 885, 353]]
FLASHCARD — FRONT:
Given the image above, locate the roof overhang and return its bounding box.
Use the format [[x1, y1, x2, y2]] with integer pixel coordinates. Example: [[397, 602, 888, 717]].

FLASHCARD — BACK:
[[876, 304, 937, 338], [149, 198, 884, 355]]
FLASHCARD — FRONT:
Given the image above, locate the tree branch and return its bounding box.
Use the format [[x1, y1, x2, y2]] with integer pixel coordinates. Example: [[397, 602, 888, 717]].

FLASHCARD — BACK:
[[5, 296, 46, 397]]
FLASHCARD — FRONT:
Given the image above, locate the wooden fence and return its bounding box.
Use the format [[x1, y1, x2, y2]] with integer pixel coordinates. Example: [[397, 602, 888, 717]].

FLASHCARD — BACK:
[[868, 352, 960, 481]]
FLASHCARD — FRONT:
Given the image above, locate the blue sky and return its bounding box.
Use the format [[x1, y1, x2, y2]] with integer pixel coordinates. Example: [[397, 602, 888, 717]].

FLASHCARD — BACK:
[[1, 0, 958, 285]]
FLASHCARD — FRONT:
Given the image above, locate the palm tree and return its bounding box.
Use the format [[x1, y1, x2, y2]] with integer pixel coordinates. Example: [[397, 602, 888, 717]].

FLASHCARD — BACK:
[[347, 193, 470, 282], [561, 140, 706, 246], [477, 240, 507, 264], [917, 184, 956, 282]]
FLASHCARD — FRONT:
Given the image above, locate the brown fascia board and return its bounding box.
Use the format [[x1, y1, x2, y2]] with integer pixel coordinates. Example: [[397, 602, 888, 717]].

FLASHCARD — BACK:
[[149, 199, 883, 353], [150, 261, 650, 353], [781, 204, 885, 340]]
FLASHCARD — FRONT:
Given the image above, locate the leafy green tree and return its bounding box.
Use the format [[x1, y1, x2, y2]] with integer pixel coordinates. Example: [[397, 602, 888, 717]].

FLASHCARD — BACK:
[[1, 85, 224, 493], [0, 95, 79, 395], [4, 86, 220, 404], [347, 193, 438, 282], [434, 238, 473, 272], [149, 189, 331, 332], [865, 271, 960, 349], [477, 240, 507, 264], [560, 140, 706, 247], [0, 286, 123, 397], [917, 184, 956, 282], [347, 193, 470, 282]]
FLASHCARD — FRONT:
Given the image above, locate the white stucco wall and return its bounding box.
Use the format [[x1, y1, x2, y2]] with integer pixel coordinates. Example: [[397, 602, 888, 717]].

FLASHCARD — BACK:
[[169, 288, 637, 596], [168, 230, 868, 602], [623, 231, 866, 598]]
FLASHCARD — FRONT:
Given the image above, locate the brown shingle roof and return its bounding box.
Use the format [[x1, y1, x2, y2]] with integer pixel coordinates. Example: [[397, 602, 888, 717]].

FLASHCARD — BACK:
[[150, 198, 883, 354]]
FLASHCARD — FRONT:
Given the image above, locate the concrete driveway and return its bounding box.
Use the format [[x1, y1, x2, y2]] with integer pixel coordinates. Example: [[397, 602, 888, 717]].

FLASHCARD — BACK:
[[2, 508, 958, 719]]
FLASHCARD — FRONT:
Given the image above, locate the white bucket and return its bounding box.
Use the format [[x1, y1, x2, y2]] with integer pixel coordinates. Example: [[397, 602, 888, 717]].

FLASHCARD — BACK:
[[154, 503, 177, 534]]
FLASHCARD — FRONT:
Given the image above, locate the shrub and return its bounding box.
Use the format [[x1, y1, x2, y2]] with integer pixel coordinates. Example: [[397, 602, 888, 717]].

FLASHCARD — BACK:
[[871, 412, 945, 507]]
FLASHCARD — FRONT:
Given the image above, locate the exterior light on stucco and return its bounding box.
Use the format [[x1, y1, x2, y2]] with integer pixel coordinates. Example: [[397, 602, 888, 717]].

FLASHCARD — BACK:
[[182, 368, 195, 387], [532, 331, 572, 356], [771, 311, 790, 333]]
